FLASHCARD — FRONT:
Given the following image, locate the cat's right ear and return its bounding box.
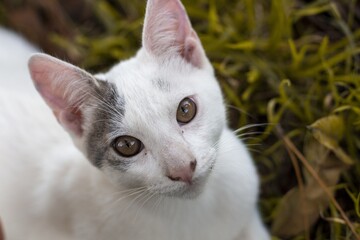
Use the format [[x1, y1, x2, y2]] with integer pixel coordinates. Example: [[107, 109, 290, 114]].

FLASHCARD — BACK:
[[142, 0, 207, 68], [28, 53, 97, 138]]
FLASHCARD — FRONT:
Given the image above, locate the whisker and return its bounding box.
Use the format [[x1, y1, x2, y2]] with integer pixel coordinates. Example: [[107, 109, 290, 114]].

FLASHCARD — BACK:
[[110, 187, 148, 207], [134, 192, 158, 222], [98, 186, 148, 234], [120, 189, 149, 217], [240, 137, 261, 142], [233, 123, 271, 134], [244, 143, 262, 147], [236, 131, 264, 138], [110, 186, 147, 198], [152, 195, 164, 215], [226, 105, 255, 119], [246, 148, 263, 154]]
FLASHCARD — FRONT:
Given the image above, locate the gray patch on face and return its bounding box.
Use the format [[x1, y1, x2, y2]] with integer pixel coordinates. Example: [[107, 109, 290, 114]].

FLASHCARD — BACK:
[[152, 78, 170, 92], [85, 79, 130, 171]]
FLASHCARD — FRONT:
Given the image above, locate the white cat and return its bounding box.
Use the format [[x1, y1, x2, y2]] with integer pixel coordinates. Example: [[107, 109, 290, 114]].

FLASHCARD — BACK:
[[0, 27, 38, 93], [0, 0, 270, 239]]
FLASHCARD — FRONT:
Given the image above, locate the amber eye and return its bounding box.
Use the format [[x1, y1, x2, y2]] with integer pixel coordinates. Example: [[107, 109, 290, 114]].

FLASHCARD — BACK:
[[176, 97, 197, 124], [113, 136, 142, 157]]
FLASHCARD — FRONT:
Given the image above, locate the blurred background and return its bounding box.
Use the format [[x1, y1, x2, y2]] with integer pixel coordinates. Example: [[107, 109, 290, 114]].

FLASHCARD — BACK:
[[0, 0, 359, 239]]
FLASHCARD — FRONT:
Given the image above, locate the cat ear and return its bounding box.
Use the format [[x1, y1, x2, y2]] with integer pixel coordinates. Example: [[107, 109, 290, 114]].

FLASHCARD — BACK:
[[28, 53, 97, 137], [142, 0, 206, 68]]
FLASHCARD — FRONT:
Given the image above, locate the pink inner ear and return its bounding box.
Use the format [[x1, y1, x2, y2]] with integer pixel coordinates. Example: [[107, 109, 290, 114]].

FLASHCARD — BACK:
[[58, 109, 83, 136], [143, 0, 204, 68], [29, 56, 75, 109], [29, 54, 91, 137], [32, 72, 68, 110], [182, 31, 203, 68]]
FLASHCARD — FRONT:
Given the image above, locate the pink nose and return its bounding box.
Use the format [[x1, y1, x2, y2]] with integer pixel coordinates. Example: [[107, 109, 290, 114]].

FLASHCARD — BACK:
[[167, 160, 197, 184]]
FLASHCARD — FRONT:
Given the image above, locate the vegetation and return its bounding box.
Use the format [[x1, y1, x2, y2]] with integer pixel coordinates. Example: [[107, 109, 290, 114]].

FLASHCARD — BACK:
[[1, 0, 359, 239]]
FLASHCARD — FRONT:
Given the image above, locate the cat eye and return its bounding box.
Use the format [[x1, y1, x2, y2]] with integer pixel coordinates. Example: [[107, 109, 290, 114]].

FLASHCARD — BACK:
[[113, 136, 142, 157], [176, 97, 197, 124]]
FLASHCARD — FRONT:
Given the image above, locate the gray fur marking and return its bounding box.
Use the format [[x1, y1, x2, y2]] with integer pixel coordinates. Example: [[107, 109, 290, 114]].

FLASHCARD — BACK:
[[153, 78, 170, 92], [85, 80, 130, 171]]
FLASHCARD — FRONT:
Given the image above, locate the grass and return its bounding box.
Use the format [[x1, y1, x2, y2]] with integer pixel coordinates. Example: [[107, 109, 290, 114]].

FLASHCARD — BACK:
[[1, 0, 360, 239]]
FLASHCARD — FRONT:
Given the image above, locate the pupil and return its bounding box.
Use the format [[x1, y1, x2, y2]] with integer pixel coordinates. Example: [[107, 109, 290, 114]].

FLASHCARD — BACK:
[[181, 105, 189, 114]]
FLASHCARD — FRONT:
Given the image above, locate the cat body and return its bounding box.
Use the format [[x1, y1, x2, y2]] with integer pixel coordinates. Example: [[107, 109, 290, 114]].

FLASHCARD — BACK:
[[0, 0, 269, 239], [0, 27, 38, 93]]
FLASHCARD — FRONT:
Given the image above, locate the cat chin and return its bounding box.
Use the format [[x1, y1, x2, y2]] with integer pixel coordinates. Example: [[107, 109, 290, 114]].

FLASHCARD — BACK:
[[166, 178, 208, 199], [150, 179, 206, 199]]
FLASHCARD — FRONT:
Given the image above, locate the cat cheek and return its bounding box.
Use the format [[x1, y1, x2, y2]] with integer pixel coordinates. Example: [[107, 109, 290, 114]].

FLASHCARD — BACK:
[[57, 110, 83, 137]]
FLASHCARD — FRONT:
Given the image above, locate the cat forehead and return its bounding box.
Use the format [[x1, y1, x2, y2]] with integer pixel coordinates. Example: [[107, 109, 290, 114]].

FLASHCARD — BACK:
[[108, 60, 172, 92], [104, 52, 208, 98]]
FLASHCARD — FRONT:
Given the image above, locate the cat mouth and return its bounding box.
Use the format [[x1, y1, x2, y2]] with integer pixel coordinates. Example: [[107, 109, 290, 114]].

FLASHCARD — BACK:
[[154, 177, 207, 199], [176, 176, 209, 198]]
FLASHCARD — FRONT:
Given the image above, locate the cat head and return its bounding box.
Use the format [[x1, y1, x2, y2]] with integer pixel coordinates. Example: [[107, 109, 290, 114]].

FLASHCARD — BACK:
[[28, 0, 226, 198]]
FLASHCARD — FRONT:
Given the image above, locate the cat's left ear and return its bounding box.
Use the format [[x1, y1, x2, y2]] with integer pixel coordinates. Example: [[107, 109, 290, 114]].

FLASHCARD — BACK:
[[142, 0, 206, 68], [28, 53, 97, 138]]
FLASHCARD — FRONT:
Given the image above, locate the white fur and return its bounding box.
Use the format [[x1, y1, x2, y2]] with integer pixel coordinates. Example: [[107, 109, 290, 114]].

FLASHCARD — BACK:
[[0, 89, 267, 239], [0, 1, 270, 239], [0, 27, 39, 93]]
